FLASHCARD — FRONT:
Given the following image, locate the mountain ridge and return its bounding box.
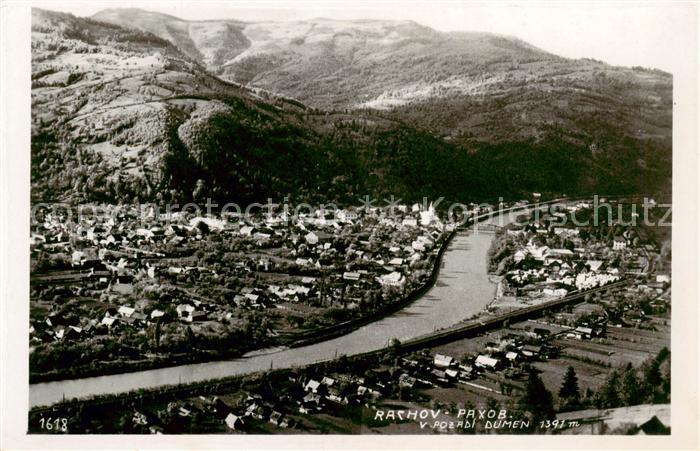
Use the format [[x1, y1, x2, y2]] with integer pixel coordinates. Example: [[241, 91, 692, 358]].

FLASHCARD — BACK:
[[31, 8, 672, 206], [90, 8, 672, 148]]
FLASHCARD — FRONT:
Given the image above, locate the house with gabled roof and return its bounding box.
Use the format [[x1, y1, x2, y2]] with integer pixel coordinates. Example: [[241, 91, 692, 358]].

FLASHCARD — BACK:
[[304, 379, 322, 393], [117, 306, 135, 318], [475, 355, 500, 370], [225, 413, 244, 430], [433, 353, 455, 368]]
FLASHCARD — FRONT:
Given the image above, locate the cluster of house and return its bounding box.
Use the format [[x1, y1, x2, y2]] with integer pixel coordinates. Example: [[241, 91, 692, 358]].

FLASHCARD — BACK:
[[394, 353, 478, 388], [130, 392, 294, 434], [547, 268, 670, 333], [366, 334, 560, 394], [584, 275, 670, 328], [500, 216, 656, 300], [29, 203, 450, 345], [299, 373, 389, 412], [418, 324, 606, 388], [501, 217, 671, 333], [504, 250, 622, 299], [433, 331, 559, 381], [129, 368, 412, 433]]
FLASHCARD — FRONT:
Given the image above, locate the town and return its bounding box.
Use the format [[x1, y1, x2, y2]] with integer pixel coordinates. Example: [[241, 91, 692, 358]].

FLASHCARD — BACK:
[[28, 198, 671, 434], [17, 4, 681, 441], [29, 200, 466, 381]]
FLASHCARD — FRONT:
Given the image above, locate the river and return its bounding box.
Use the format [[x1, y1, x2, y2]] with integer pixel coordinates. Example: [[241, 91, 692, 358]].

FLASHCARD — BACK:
[[30, 210, 525, 408]]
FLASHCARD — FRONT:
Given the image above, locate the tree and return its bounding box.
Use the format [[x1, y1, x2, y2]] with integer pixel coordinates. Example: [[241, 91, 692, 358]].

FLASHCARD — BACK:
[[643, 359, 662, 402], [583, 387, 595, 407], [520, 371, 554, 423], [558, 366, 581, 409], [192, 178, 206, 202], [486, 397, 501, 413], [389, 337, 402, 356], [643, 348, 671, 403], [195, 220, 210, 235], [185, 325, 196, 346], [563, 238, 575, 251], [656, 346, 670, 363], [116, 411, 133, 433], [399, 385, 412, 401], [597, 370, 621, 408], [616, 364, 639, 405]]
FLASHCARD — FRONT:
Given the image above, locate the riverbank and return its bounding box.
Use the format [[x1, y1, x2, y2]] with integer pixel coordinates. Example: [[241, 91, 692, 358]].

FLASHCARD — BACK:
[[30, 230, 496, 407], [30, 348, 250, 384], [29, 231, 456, 384], [30, 278, 631, 415], [29, 345, 391, 415], [287, 230, 457, 348]]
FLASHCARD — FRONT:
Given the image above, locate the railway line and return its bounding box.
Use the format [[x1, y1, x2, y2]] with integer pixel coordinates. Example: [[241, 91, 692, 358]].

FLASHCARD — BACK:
[[395, 279, 630, 352]]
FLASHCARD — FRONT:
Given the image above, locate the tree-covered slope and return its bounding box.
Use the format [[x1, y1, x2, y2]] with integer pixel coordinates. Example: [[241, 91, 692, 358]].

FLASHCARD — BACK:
[[32, 8, 671, 206]]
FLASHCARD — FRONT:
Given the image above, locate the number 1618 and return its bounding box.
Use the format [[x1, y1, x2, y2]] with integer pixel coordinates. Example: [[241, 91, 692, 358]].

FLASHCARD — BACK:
[[39, 417, 68, 432]]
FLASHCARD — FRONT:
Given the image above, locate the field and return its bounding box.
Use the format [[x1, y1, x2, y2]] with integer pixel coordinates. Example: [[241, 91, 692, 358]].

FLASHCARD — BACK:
[[427, 313, 670, 405]]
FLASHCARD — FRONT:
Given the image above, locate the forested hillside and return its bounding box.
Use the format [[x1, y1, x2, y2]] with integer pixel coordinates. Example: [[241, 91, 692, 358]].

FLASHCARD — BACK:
[[31, 8, 671, 206]]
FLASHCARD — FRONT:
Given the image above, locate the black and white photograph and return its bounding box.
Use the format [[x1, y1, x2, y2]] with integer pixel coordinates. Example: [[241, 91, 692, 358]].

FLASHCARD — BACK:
[[1, 0, 698, 447]]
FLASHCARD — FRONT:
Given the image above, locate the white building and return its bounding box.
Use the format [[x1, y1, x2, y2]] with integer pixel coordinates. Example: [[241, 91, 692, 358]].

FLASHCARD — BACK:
[[402, 218, 418, 227], [613, 237, 627, 250], [434, 353, 455, 368], [377, 271, 405, 289], [475, 355, 499, 370], [225, 413, 244, 430], [304, 231, 319, 245]]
